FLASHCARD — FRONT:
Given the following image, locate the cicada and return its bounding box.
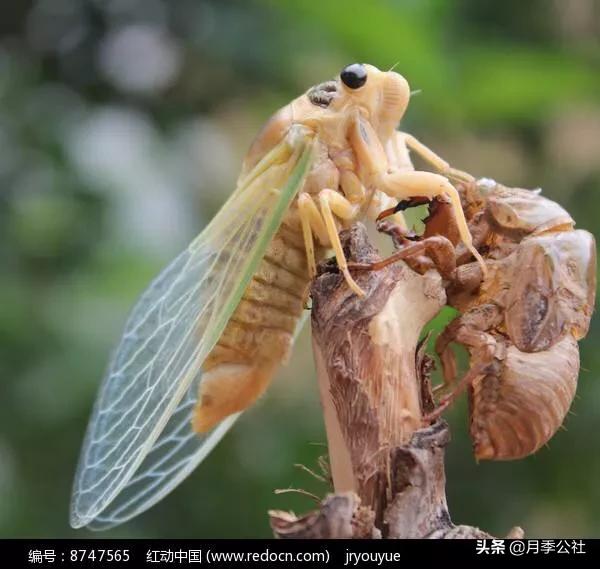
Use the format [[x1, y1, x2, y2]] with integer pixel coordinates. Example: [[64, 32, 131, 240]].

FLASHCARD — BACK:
[[70, 63, 483, 529], [364, 179, 596, 460]]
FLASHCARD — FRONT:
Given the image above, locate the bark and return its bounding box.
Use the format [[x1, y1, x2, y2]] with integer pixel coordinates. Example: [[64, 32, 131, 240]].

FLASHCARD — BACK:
[[269, 223, 522, 539]]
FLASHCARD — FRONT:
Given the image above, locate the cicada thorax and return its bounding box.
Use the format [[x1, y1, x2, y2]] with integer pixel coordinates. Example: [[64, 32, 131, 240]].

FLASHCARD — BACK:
[[469, 335, 579, 460], [240, 105, 294, 178]]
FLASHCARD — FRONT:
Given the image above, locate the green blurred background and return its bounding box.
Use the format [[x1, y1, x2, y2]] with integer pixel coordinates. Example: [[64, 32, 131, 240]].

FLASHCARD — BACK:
[[1, 0, 599, 538]]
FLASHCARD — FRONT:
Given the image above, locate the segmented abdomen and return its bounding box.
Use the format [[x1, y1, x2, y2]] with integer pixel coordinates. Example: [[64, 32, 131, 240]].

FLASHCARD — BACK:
[[204, 220, 312, 372], [469, 335, 579, 460]]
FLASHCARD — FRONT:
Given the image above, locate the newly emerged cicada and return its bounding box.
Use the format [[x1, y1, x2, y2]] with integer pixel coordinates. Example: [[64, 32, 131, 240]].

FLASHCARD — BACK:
[[367, 179, 596, 460], [70, 63, 483, 529]]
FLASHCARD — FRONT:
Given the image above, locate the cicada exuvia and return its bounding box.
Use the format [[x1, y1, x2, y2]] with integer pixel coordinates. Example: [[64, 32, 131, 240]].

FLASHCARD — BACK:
[[366, 179, 596, 460]]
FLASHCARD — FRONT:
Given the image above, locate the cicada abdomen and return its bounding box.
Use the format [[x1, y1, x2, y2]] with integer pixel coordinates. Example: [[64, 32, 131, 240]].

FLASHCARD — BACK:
[[469, 333, 579, 460]]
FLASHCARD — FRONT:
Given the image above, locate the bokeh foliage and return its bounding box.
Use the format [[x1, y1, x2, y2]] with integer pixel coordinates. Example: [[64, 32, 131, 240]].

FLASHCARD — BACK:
[[0, 0, 599, 538]]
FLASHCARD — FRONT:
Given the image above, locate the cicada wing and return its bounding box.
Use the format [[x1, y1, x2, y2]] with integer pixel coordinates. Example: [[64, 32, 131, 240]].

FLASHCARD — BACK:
[[85, 310, 310, 531], [84, 372, 239, 530], [70, 127, 315, 529]]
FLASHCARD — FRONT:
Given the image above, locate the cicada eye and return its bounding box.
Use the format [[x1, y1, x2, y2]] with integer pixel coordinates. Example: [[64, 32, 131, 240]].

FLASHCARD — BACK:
[[340, 63, 367, 89]]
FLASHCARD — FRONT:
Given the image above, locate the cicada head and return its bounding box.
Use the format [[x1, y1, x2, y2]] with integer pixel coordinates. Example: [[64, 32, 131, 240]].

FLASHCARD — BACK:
[[243, 63, 410, 175], [331, 63, 411, 141], [470, 335, 579, 461], [294, 63, 411, 143]]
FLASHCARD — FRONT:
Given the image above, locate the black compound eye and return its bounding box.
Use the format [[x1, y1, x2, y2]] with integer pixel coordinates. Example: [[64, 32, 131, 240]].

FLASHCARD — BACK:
[[340, 63, 367, 89]]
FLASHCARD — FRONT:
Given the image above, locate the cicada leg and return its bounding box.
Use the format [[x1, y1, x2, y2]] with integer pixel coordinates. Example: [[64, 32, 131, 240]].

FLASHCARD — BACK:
[[379, 170, 487, 277], [376, 218, 421, 247], [375, 195, 432, 223], [298, 190, 363, 296], [366, 189, 409, 231], [349, 231, 456, 280], [423, 345, 497, 424], [298, 193, 329, 279], [427, 306, 502, 421], [402, 133, 475, 185]]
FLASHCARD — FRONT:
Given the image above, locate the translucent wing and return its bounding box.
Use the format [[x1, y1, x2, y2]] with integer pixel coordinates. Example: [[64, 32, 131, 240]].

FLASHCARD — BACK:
[[86, 312, 309, 530], [83, 375, 238, 530], [70, 126, 314, 529]]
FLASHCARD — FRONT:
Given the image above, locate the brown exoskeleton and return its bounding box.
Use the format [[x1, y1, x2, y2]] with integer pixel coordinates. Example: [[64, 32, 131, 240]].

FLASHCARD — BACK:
[[353, 178, 596, 460]]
